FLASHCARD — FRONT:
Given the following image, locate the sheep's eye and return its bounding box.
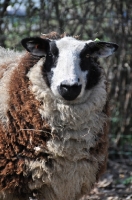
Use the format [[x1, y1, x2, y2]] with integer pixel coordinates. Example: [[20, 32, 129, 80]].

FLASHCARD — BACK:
[[48, 53, 52, 57], [85, 54, 94, 58], [85, 54, 90, 58]]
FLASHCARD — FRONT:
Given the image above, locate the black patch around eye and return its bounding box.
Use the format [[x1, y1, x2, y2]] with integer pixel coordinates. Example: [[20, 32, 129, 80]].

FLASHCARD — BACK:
[[80, 43, 101, 60], [85, 59, 101, 90], [42, 41, 59, 87], [80, 44, 101, 90], [50, 41, 59, 56]]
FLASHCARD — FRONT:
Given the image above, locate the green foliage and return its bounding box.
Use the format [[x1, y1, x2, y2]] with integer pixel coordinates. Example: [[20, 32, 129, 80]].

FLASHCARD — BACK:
[[116, 176, 132, 186], [122, 177, 132, 185], [94, 38, 100, 41]]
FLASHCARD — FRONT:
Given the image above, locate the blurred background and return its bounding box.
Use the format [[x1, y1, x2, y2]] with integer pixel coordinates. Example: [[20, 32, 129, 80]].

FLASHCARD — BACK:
[[0, 0, 132, 198]]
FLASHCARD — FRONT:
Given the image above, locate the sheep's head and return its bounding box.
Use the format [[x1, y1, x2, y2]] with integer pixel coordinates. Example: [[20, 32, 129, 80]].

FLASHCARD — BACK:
[[21, 36, 118, 102]]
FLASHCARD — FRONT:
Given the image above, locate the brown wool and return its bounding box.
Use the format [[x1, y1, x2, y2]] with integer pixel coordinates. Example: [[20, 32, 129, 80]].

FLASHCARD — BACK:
[[0, 53, 51, 193]]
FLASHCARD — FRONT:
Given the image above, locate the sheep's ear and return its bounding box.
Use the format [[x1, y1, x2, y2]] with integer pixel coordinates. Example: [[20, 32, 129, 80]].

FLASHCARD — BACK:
[[21, 37, 50, 57], [88, 41, 119, 58]]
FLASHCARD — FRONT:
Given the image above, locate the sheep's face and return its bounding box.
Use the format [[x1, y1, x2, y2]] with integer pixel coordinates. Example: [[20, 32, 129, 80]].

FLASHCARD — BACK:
[[21, 36, 118, 102]]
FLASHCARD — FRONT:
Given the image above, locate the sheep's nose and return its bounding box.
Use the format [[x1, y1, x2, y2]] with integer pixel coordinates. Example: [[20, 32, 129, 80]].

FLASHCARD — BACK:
[[58, 81, 82, 101]]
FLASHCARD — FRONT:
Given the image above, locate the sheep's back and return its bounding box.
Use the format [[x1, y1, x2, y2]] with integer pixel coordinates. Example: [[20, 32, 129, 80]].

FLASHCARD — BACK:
[[0, 47, 23, 79]]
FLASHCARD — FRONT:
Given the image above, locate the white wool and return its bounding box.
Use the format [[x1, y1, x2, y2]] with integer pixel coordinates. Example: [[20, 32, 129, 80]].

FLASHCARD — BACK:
[[26, 56, 108, 200], [26, 158, 98, 200], [27, 58, 107, 161], [0, 47, 22, 66]]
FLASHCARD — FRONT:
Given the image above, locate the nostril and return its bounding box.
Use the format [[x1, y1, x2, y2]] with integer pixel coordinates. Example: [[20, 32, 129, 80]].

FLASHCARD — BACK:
[[60, 84, 69, 92], [60, 83, 79, 91], [61, 84, 70, 88]]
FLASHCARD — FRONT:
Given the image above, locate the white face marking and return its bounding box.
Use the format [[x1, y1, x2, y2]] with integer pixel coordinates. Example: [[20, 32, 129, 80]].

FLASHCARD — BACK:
[[24, 36, 117, 102], [50, 37, 92, 101]]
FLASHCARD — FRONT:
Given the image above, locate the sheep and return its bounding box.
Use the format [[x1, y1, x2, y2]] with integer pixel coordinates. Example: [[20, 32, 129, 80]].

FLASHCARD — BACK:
[[0, 32, 118, 200]]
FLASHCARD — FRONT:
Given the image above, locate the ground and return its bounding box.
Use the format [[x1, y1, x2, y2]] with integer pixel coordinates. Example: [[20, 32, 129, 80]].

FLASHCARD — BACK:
[[82, 158, 132, 200]]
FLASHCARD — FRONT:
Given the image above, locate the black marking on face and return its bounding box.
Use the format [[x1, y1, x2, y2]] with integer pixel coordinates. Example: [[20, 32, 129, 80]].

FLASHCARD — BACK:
[[42, 41, 59, 87], [80, 44, 101, 90]]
